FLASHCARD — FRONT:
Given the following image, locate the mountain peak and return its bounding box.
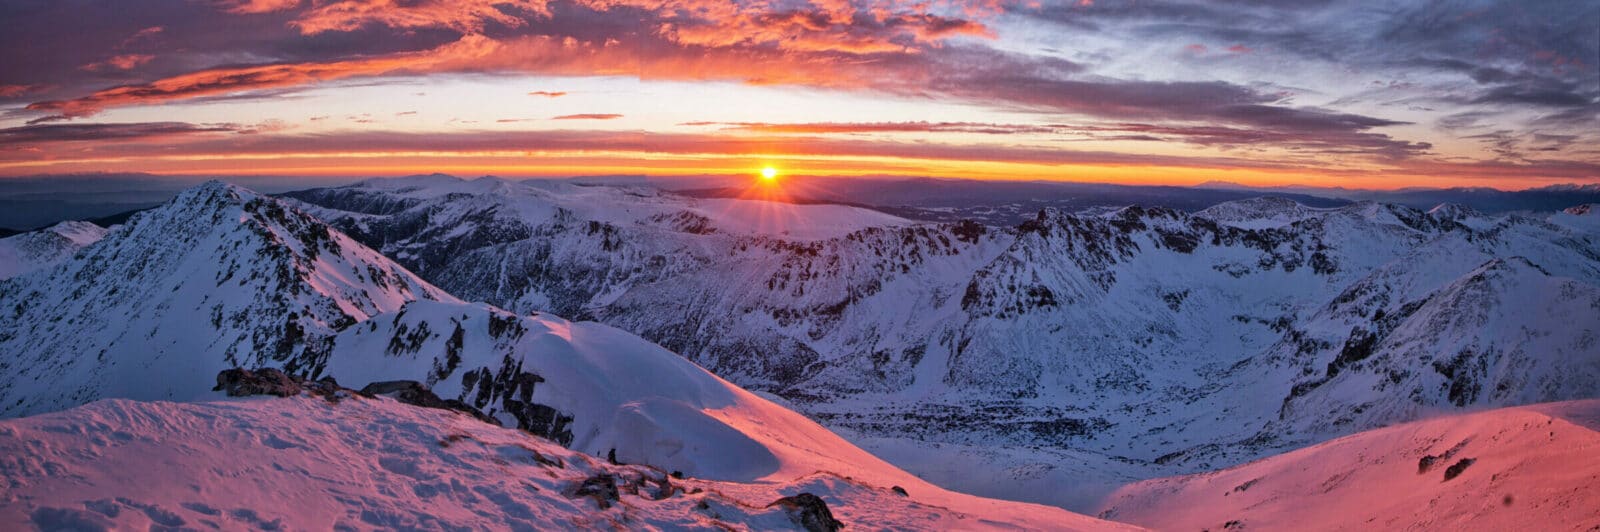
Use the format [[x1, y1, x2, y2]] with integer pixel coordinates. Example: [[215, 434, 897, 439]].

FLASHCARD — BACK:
[[1426, 202, 1483, 221], [1195, 196, 1317, 229], [0, 183, 453, 416]]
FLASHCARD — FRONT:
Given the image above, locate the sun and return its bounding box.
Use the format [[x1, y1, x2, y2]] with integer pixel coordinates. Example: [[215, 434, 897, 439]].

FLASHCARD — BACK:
[[760, 166, 778, 180]]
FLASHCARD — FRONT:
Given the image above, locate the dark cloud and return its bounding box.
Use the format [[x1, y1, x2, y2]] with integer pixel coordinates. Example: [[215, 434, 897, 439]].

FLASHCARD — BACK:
[[1473, 83, 1595, 108], [0, 121, 240, 144]]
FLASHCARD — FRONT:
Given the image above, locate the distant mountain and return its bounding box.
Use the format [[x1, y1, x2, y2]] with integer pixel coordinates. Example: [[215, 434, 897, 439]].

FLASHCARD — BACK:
[[678, 176, 1351, 225], [0, 220, 107, 279], [286, 176, 1600, 510], [0, 173, 360, 229], [1198, 180, 1600, 214]]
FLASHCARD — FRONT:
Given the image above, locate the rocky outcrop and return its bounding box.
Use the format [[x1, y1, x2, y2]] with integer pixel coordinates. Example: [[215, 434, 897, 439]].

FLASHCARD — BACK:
[[358, 380, 498, 425], [214, 368, 302, 397], [766, 493, 844, 532]]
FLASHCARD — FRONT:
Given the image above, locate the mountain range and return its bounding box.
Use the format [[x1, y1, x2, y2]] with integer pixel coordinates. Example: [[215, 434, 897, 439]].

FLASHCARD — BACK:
[[0, 176, 1595, 527], [278, 175, 1600, 509]]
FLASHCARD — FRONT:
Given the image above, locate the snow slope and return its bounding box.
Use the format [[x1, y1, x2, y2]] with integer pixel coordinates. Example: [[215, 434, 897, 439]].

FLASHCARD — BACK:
[[1550, 203, 1600, 233], [0, 221, 108, 280], [321, 298, 1107, 522], [1098, 400, 1600, 530], [0, 181, 453, 417], [0, 395, 1129, 531]]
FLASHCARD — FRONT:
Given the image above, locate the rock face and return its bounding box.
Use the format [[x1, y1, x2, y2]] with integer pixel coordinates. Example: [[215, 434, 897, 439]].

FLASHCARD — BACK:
[[767, 493, 845, 532]]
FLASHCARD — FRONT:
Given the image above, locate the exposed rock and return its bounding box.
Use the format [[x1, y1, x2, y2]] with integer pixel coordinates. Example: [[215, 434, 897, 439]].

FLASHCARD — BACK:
[[766, 493, 844, 532], [214, 368, 301, 398], [891, 486, 908, 496], [1417, 455, 1440, 474], [1442, 458, 1476, 481], [570, 474, 620, 509], [357, 380, 497, 425]]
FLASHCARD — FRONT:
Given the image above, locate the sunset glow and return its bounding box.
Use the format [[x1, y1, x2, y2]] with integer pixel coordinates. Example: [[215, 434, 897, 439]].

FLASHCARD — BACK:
[[0, 1, 1593, 189]]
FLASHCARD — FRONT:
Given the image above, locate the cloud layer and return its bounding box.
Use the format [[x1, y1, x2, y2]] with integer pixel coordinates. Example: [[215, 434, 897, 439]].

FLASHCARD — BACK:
[[0, 0, 1594, 186]]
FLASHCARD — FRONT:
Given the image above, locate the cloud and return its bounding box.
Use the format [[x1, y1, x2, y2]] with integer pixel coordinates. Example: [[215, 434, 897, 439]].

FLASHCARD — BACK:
[[552, 113, 622, 120], [0, 122, 240, 144], [7, 127, 1592, 182], [0, 128, 1298, 171], [119, 26, 165, 48], [2, 0, 1591, 174], [682, 121, 1059, 135], [0, 84, 48, 99], [25, 34, 500, 120], [214, 0, 302, 14], [288, 0, 551, 35], [81, 54, 155, 72]]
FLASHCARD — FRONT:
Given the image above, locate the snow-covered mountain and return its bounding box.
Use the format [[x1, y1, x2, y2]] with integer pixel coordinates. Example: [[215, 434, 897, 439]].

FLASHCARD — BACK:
[[284, 176, 1600, 509], [1551, 203, 1600, 233], [1098, 399, 1600, 530], [0, 180, 1132, 528], [1194, 196, 1329, 229], [0, 181, 453, 417], [0, 220, 107, 280], [0, 394, 1124, 531]]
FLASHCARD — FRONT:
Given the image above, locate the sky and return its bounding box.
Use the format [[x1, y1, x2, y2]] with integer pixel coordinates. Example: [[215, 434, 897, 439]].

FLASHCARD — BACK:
[[0, 0, 1596, 189]]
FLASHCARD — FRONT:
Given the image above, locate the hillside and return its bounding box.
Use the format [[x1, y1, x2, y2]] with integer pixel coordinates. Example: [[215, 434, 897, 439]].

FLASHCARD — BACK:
[[0, 394, 1125, 531], [1099, 400, 1600, 530]]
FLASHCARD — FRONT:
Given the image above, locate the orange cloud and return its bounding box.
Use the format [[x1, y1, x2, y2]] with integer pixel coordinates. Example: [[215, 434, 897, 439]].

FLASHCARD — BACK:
[[528, 90, 567, 97], [289, 0, 552, 34], [81, 54, 156, 72], [215, 0, 303, 14], [0, 84, 48, 98], [552, 113, 622, 120], [28, 34, 499, 119]]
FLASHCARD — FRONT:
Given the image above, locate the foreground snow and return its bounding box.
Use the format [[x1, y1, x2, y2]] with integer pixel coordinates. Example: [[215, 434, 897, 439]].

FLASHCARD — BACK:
[[1097, 400, 1600, 530], [0, 395, 1127, 531]]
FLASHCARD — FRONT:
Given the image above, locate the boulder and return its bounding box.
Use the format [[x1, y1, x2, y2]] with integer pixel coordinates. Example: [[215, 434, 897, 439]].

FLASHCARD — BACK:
[[214, 368, 301, 397], [766, 493, 844, 532]]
